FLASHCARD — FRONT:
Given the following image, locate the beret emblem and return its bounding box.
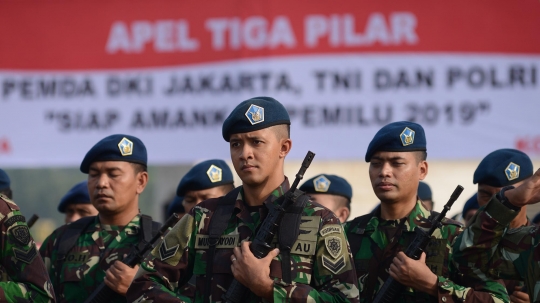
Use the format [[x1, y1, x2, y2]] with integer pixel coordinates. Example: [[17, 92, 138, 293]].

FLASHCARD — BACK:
[[505, 162, 520, 181], [314, 175, 331, 192], [245, 104, 265, 125], [206, 165, 223, 183], [117, 137, 134, 156], [400, 127, 415, 146]]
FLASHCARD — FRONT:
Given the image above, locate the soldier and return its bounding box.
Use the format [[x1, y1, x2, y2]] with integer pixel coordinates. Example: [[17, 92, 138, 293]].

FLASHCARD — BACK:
[[344, 121, 508, 303], [0, 193, 56, 302], [299, 174, 353, 223], [0, 168, 13, 199], [473, 149, 533, 302], [39, 134, 161, 303], [462, 194, 479, 226], [177, 159, 235, 213], [58, 181, 98, 224], [418, 181, 434, 211], [452, 168, 540, 302], [126, 97, 359, 303]]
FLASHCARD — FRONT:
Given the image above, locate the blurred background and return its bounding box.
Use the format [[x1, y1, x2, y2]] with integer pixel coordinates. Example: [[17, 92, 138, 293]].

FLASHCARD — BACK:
[[1, 0, 539, 242]]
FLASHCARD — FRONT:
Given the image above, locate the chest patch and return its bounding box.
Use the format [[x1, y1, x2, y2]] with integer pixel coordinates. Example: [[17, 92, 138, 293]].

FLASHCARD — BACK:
[[65, 252, 90, 264], [195, 234, 239, 249]]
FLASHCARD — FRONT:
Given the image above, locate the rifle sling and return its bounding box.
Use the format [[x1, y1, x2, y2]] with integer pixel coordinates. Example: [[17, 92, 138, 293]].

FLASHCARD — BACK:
[[278, 191, 309, 284], [204, 188, 240, 303]]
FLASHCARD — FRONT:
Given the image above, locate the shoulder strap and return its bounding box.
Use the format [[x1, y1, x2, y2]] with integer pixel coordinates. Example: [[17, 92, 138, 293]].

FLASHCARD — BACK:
[[56, 216, 95, 261], [347, 212, 375, 257], [138, 214, 162, 251], [204, 187, 240, 303], [278, 191, 309, 284]]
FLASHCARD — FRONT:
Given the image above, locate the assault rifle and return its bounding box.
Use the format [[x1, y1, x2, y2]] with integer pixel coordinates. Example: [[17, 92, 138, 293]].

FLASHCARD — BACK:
[[83, 213, 180, 303], [371, 185, 464, 303], [27, 214, 39, 228], [222, 151, 315, 303]]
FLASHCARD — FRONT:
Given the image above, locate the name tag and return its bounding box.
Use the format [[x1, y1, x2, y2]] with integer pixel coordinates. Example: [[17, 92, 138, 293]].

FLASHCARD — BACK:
[[65, 252, 90, 264], [195, 235, 239, 249]]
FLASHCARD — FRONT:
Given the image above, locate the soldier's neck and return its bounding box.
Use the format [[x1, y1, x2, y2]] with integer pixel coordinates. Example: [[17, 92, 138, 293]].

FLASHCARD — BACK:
[[510, 205, 528, 228], [243, 175, 285, 207], [380, 197, 417, 220], [99, 206, 140, 226]]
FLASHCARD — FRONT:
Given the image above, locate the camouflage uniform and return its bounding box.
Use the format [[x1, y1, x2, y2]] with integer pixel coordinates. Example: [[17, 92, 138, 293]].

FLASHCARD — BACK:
[[344, 200, 509, 303], [453, 196, 540, 302], [127, 179, 359, 303], [40, 214, 147, 303], [0, 194, 55, 302]]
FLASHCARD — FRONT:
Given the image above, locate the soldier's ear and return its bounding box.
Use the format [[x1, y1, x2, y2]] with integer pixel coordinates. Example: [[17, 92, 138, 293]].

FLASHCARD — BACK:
[[136, 171, 149, 194], [418, 161, 428, 180], [279, 138, 292, 159]]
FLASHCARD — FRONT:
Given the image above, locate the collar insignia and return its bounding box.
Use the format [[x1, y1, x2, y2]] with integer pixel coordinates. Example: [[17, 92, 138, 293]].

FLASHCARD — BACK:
[[505, 162, 520, 181], [400, 127, 415, 146], [207, 165, 223, 183], [314, 175, 331, 192], [245, 104, 265, 125], [118, 137, 134, 156]]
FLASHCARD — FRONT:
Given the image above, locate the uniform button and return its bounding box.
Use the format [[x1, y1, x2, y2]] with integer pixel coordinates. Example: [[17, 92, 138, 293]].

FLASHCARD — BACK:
[[442, 296, 447, 302]]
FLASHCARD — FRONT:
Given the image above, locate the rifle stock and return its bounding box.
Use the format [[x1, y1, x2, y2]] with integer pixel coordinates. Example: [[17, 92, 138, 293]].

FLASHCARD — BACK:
[[222, 151, 315, 303], [83, 213, 180, 303], [371, 185, 464, 303]]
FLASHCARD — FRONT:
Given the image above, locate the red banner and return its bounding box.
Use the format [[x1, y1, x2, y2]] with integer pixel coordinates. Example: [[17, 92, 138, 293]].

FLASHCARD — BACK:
[[1, 0, 540, 70]]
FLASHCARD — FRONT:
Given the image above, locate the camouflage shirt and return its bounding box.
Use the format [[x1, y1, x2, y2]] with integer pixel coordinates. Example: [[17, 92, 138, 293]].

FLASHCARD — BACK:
[[40, 214, 146, 303], [453, 196, 540, 302], [0, 194, 55, 302], [344, 200, 508, 303], [127, 179, 359, 303]]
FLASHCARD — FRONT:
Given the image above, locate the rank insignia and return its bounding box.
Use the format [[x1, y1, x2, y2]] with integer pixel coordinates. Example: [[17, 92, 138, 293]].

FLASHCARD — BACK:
[[117, 137, 134, 156], [245, 104, 265, 125], [314, 175, 331, 192], [159, 241, 180, 261], [11, 225, 30, 246], [325, 236, 342, 259], [400, 127, 415, 146], [505, 162, 520, 181], [207, 165, 223, 183], [322, 255, 346, 275]]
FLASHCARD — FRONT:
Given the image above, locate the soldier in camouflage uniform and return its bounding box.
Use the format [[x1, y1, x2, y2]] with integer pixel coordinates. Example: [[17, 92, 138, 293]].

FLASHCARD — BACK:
[[40, 134, 159, 303], [0, 193, 55, 302], [127, 97, 359, 303], [453, 168, 540, 303], [344, 121, 509, 303]]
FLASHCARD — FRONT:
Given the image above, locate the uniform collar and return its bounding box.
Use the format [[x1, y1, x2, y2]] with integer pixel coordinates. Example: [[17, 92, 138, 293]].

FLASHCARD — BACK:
[[234, 177, 289, 221], [365, 200, 432, 233], [86, 214, 141, 235]]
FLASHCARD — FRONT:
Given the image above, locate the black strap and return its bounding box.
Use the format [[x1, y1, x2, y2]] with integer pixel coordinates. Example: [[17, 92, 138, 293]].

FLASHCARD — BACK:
[[204, 188, 240, 303], [137, 214, 161, 252], [347, 212, 375, 257], [278, 191, 309, 284]]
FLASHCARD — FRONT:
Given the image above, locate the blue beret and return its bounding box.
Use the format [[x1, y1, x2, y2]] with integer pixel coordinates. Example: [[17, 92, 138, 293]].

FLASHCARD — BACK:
[[222, 96, 290, 142], [80, 134, 147, 173], [365, 121, 427, 162], [166, 196, 185, 218], [176, 159, 234, 196], [299, 174, 353, 201], [0, 169, 10, 191], [58, 181, 91, 213], [462, 193, 479, 217], [418, 181, 432, 200], [473, 149, 533, 187]]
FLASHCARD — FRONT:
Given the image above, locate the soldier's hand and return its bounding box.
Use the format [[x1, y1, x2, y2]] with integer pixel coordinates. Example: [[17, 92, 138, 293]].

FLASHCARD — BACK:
[[510, 286, 530, 303], [389, 252, 438, 296], [104, 261, 140, 296], [231, 241, 279, 300], [506, 168, 540, 207]]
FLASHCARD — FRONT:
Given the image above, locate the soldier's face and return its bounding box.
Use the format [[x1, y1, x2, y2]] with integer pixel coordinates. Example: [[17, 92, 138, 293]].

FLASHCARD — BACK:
[[64, 203, 99, 224], [183, 187, 228, 213], [477, 180, 524, 207], [87, 161, 148, 216], [369, 151, 428, 204], [229, 127, 291, 187]]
